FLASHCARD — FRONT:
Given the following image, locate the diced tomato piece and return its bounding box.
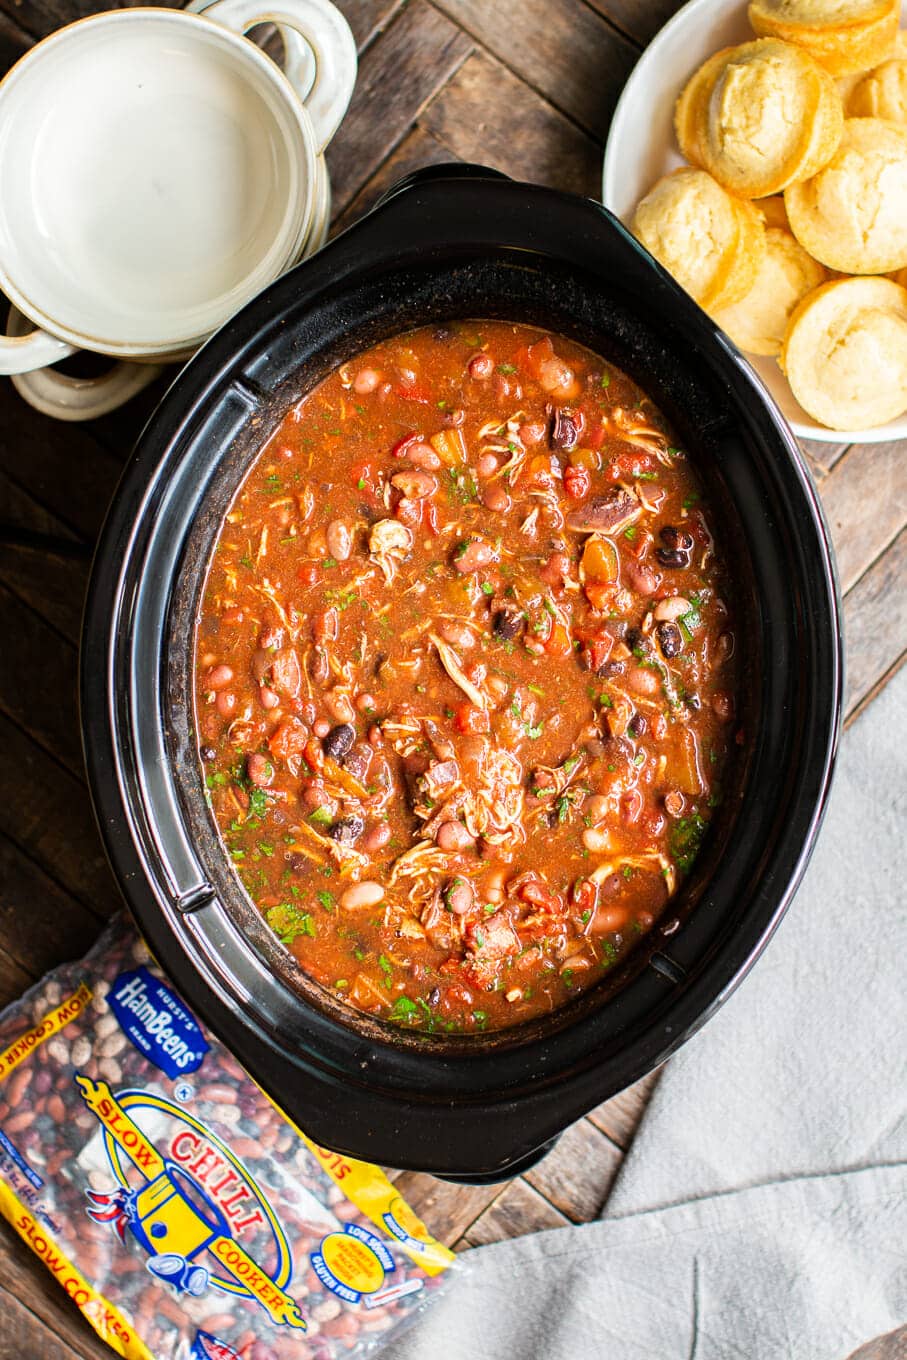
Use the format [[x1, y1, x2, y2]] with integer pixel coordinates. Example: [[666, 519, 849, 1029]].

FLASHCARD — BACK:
[[621, 788, 644, 825], [298, 561, 321, 586], [268, 717, 309, 763], [544, 620, 572, 658], [454, 702, 490, 734], [585, 581, 631, 613], [585, 635, 614, 672], [439, 957, 463, 976], [587, 421, 606, 450], [572, 878, 597, 914], [350, 458, 379, 496], [422, 501, 439, 535], [390, 433, 420, 459], [608, 449, 655, 480], [397, 380, 432, 404], [304, 737, 324, 773], [313, 607, 338, 643], [563, 464, 591, 501], [518, 878, 562, 913], [526, 336, 554, 380]]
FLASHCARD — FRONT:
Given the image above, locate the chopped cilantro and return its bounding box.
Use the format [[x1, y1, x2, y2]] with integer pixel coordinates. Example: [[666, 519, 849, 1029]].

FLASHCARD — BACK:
[[378, 954, 393, 988], [265, 903, 316, 943], [310, 807, 333, 825], [317, 890, 335, 912], [600, 372, 611, 389], [481, 581, 494, 596], [498, 363, 517, 375]]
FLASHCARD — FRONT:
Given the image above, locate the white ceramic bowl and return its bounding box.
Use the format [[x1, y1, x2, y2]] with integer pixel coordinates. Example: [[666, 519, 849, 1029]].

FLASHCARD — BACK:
[[602, 0, 907, 444]]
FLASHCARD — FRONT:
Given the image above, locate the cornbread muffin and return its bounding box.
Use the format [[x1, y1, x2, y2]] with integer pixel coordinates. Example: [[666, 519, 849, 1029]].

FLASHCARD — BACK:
[[780, 275, 907, 427], [749, 0, 899, 76], [849, 58, 907, 118], [675, 40, 843, 197], [785, 117, 907, 272], [713, 227, 828, 354], [632, 168, 766, 311]]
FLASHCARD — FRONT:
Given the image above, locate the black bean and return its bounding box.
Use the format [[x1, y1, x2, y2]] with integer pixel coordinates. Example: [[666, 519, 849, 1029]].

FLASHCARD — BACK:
[[286, 852, 306, 873], [656, 622, 683, 658], [687, 693, 702, 711], [428, 986, 441, 1006], [492, 606, 524, 640], [660, 525, 694, 552], [655, 547, 690, 569], [596, 660, 626, 678], [549, 407, 579, 451], [322, 723, 355, 760], [329, 815, 365, 844], [628, 712, 647, 737], [200, 745, 217, 762]]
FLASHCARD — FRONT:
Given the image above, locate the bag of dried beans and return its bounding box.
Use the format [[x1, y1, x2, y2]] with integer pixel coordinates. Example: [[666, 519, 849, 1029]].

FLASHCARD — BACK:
[[0, 915, 455, 1359]]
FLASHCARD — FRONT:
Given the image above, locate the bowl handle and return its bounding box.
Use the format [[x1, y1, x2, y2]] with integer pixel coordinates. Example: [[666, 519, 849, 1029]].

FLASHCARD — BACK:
[[200, 0, 357, 153], [0, 321, 75, 377]]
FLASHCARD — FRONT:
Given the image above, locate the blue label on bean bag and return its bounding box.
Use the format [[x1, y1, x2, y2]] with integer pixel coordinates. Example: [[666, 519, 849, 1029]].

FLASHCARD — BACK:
[[108, 968, 209, 1077], [190, 1332, 240, 1360]]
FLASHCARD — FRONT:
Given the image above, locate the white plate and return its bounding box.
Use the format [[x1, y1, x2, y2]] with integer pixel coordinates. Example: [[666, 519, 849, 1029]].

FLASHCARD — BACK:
[[602, 0, 907, 445]]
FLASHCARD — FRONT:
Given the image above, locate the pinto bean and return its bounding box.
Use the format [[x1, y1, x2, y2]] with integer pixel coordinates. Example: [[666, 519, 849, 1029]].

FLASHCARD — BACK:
[[326, 519, 353, 562], [469, 354, 493, 379], [624, 562, 660, 595], [323, 690, 355, 723], [259, 685, 280, 709], [582, 826, 611, 853], [445, 878, 475, 914], [584, 794, 610, 824], [627, 666, 659, 696], [436, 820, 476, 852], [407, 442, 441, 470], [215, 691, 236, 718], [246, 753, 274, 787], [453, 538, 495, 573], [482, 484, 511, 513], [361, 823, 392, 854], [205, 664, 233, 690], [477, 452, 498, 477]]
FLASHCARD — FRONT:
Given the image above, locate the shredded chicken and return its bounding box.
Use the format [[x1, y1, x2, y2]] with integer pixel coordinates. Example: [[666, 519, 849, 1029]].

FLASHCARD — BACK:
[[428, 632, 487, 709]]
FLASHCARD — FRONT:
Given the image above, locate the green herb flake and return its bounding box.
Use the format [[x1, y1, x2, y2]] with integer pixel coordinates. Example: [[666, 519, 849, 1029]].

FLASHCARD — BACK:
[[670, 812, 708, 873], [317, 890, 335, 912]]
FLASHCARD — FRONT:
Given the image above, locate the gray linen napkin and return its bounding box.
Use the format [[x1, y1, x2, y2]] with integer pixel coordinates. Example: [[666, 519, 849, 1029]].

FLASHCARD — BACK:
[[392, 666, 907, 1360]]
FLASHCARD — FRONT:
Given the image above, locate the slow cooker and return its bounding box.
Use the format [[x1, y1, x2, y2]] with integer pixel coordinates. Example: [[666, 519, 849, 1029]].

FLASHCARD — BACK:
[[81, 165, 842, 1181]]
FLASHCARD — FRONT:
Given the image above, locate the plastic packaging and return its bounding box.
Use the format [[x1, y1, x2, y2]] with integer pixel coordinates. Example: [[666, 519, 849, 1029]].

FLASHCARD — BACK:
[[0, 916, 454, 1359]]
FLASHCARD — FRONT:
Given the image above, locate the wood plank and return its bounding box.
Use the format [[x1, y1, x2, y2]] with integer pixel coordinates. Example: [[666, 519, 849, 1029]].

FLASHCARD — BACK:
[[463, 1177, 570, 1246], [0, 7, 30, 68], [0, 833, 104, 977], [335, 0, 407, 50], [0, 714, 120, 917], [331, 125, 461, 235], [846, 650, 906, 729], [587, 1070, 660, 1149], [584, 0, 682, 48], [820, 441, 907, 596], [430, 0, 636, 136], [524, 1118, 622, 1221], [0, 399, 121, 541], [0, 1217, 111, 1360], [843, 526, 907, 719], [0, 1282, 99, 1360], [0, 586, 81, 777], [421, 50, 601, 197], [325, 0, 472, 214], [387, 1169, 503, 1245], [0, 475, 88, 641], [0, 946, 33, 1011], [801, 437, 850, 475]]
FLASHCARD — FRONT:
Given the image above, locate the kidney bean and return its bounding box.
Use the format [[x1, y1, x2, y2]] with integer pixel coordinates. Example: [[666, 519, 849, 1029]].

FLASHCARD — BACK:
[[247, 753, 275, 787], [391, 469, 437, 499], [625, 562, 660, 594], [260, 686, 280, 709], [323, 690, 356, 724], [468, 353, 493, 379], [326, 519, 354, 561], [477, 452, 498, 477], [361, 823, 392, 854]]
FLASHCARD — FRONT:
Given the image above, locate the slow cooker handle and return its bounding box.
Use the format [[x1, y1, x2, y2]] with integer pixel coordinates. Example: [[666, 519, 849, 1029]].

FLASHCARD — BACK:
[[375, 161, 511, 209]]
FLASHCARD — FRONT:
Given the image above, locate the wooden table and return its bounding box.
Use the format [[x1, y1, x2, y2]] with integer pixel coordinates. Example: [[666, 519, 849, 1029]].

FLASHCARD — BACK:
[[0, 0, 904, 1353]]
